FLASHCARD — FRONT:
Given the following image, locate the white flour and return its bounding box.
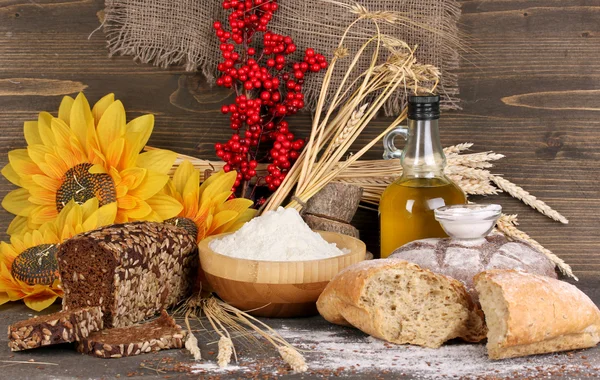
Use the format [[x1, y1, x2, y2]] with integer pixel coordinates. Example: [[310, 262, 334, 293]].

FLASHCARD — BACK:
[[192, 324, 599, 378], [209, 207, 346, 261]]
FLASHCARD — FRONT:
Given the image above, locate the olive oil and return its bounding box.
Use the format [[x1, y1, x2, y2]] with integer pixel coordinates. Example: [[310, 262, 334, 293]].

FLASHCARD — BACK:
[[379, 177, 465, 257], [380, 95, 466, 258]]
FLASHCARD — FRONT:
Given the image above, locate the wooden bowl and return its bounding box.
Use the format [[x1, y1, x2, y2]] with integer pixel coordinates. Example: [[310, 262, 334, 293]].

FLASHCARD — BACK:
[[198, 231, 366, 318]]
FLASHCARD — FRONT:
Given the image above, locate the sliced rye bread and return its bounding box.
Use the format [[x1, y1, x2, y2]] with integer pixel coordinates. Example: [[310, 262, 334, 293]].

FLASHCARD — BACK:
[[8, 306, 103, 351], [76, 310, 186, 358]]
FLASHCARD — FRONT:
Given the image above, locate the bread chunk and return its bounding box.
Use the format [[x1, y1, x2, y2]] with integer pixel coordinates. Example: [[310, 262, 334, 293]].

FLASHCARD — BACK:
[[76, 310, 186, 358], [317, 259, 486, 348], [475, 270, 600, 359], [8, 306, 103, 351], [57, 222, 197, 328]]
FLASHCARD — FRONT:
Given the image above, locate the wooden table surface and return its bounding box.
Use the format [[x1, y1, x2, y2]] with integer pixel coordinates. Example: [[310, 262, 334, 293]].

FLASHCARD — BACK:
[[0, 0, 599, 378]]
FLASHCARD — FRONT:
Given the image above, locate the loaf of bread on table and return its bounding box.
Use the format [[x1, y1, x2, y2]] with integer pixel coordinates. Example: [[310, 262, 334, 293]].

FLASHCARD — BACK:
[[8, 306, 103, 351], [317, 259, 486, 348], [57, 222, 197, 328], [77, 310, 186, 358], [390, 234, 557, 302], [475, 270, 600, 360]]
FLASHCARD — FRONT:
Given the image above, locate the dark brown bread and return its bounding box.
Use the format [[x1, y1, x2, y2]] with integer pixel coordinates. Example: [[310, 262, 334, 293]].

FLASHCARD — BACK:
[[304, 182, 363, 223], [303, 214, 360, 238], [390, 234, 557, 302], [57, 222, 197, 328], [8, 306, 103, 351], [77, 310, 186, 358]]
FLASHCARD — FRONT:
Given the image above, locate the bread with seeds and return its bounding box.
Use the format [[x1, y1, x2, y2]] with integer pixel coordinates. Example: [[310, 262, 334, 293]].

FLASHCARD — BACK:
[[76, 310, 186, 358], [8, 306, 103, 351], [57, 221, 197, 328], [317, 259, 486, 348]]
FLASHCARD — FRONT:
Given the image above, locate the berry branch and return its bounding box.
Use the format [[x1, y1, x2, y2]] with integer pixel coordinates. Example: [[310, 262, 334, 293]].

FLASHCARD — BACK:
[[213, 0, 327, 203]]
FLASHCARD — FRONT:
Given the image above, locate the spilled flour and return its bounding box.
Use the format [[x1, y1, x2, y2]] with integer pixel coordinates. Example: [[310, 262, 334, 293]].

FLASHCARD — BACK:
[[192, 322, 600, 378]]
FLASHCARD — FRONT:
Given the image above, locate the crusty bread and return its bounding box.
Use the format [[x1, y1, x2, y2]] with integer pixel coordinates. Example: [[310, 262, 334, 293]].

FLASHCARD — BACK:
[[390, 234, 557, 302], [474, 270, 600, 360], [316, 259, 486, 348]]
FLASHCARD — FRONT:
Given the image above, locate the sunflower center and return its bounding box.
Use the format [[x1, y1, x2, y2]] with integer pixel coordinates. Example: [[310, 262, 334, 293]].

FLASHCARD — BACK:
[[11, 244, 59, 286], [165, 217, 199, 240], [56, 163, 117, 212]]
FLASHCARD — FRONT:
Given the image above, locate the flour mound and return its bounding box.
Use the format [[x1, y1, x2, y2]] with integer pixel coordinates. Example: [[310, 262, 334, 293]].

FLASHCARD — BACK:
[[209, 207, 346, 261]]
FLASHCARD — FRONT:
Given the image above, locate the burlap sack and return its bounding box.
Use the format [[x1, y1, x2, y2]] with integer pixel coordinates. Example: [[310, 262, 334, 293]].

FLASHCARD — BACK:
[[104, 0, 461, 114]]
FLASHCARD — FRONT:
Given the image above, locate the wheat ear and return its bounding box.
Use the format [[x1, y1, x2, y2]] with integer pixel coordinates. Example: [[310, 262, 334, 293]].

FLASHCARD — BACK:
[[217, 336, 234, 368], [496, 214, 576, 279], [491, 175, 568, 224], [278, 346, 308, 373]]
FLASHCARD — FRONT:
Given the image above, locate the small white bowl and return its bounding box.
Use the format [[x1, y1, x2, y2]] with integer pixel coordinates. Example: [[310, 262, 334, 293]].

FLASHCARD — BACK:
[[434, 204, 502, 241]]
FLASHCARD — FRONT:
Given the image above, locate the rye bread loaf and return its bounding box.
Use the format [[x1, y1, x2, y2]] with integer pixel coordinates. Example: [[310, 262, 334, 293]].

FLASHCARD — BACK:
[[390, 234, 557, 302], [57, 222, 197, 328], [317, 259, 486, 348], [8, 306, 103, 351], [77, 310, 186, 358], [304, 182, 363, 223], [303, 214, 360, 238], [475, 270, 600, 360]]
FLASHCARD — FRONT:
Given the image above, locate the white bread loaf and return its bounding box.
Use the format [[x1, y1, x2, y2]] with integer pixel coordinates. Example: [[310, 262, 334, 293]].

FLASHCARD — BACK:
[[316, 259, 486, 348], [475, 270, 600, 360]]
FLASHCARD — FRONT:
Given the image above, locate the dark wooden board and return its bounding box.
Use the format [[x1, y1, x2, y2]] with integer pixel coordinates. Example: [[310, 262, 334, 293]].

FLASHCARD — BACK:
[[0, 0, 599, 280]]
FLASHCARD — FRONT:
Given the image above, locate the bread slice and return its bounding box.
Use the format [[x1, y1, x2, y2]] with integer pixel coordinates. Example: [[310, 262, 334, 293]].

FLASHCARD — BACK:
[[316, 259, 486, 348], [8, 306, 103, 351], [475, 270, 600, 359], [76, 310, 186, 358]]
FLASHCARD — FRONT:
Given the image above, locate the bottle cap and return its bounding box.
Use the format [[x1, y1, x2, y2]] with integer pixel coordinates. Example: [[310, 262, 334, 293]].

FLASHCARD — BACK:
[[408, 95, 440, 120]]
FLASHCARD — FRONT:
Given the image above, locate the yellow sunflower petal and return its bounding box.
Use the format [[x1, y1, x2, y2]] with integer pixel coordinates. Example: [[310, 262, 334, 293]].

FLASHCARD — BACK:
[[2, 188, 35, 216], [136, 149, 176, 175], [28, 184, 55, 206], [126, 114, 154, 151], [23, 121, 43, 146], [58, 95, 74, 124], [69, 93, 94, 153], [27, 144, 53, 168], [128, 171, 169, 201], [106, 137, 125, 169], [120, 168, 146, 190], [0, 241, 19, 268], [173, 160, 196, 195], [209, 210, 239, 232], [92, 93, 115, 125], [89, 163, 108, 174], [145, 193, 183, 220], [30, 205, 58, 225], [51, 118, 73, 148], [199, 171, 236, 201], [38, 112, 56, 147], [31, 174, 61, 192], [217, 208, 257, 234], [117, 195, 137, 210], [6, 216, 29, 236], [140, 211, 162, 223], [24, 290, 59, 312], [82, 202, 117, 231], [97, 100, 126, 154], [42, 153, 70, 179], [2, 163, 20, 186], [9, 149, 43, 177], [216, 198, 255, 214], [127, 200, 153, 219]]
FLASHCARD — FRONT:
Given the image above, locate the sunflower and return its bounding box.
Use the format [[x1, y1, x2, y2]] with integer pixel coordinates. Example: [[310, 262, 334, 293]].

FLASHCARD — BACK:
[[163, 161, 256, 243], [0, 199, 117, 311], [1, 93, 182, 235]]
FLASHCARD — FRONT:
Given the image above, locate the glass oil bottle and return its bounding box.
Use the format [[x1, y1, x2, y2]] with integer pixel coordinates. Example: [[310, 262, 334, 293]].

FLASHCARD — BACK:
[[379, 95, 466, 258]]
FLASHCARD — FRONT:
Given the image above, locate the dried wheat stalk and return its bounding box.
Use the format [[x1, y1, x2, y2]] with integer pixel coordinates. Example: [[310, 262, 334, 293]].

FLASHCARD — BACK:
[[496, 214, 575, 280], [262, 6, 440, 213]]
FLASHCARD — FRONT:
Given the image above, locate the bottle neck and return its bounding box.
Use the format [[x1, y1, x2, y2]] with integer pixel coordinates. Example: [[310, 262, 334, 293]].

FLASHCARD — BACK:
[[401, 118, 446, 178]]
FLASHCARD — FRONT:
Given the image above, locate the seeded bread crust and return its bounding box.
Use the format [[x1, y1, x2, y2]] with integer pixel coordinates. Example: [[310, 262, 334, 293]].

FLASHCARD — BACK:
[[475, 270, 600, 359], [57, 222, 197, 328], [8, 306, 103, 351], [76, 310, 186, 358], [317, 259, 486, 348]]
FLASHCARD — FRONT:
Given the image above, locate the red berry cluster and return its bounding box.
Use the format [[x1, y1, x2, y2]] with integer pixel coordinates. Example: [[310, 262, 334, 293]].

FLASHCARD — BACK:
[[213, 0, 327, 193]]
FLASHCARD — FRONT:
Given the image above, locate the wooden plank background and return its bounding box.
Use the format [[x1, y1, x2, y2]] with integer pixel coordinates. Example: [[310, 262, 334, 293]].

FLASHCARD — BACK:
[[0, 0, 598, 279]]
